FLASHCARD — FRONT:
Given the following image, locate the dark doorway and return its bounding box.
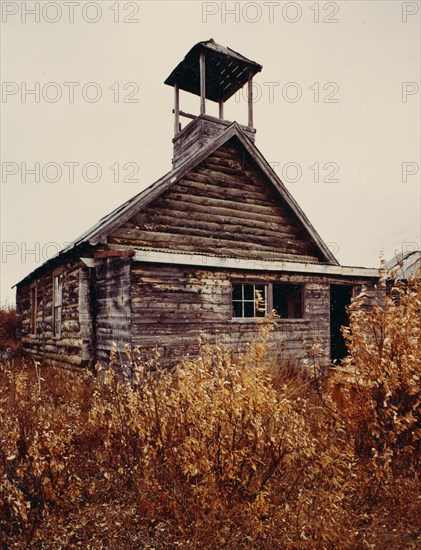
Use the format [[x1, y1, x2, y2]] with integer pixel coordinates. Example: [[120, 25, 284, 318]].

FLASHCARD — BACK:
[[330, 285, 353, 363]]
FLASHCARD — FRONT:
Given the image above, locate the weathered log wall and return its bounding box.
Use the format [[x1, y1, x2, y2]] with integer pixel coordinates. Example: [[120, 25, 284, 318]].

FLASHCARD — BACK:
[[130, 263, 333, 367], [16, 254, 378, 369]]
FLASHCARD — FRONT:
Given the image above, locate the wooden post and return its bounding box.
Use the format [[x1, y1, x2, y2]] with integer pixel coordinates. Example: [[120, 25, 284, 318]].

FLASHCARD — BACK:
[[248, 74, 253, 129], [174, 83, 180, 135], [219, 99, 224, 119], [200, 52, 206, 115]]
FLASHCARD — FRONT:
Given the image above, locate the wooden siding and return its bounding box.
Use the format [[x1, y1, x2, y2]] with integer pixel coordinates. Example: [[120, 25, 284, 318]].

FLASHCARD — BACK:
[[95, 255, 132, 364], [109, 139, 324, 262], [173, 115, 256, 167], [16, 259, 85, 368], [130, 263, 331, 367]]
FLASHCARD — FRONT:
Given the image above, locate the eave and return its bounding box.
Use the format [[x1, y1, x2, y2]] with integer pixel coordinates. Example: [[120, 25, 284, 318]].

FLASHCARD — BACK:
[[132, 249, 380, 279]]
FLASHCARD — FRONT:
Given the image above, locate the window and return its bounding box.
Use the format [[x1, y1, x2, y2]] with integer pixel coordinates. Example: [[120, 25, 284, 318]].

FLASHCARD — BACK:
[[273, 284, 303, 319], [53, 273, 63, 337], [30, 285, 37, 334], [232, 284, 268, 318], [231, 282, 304, 320]]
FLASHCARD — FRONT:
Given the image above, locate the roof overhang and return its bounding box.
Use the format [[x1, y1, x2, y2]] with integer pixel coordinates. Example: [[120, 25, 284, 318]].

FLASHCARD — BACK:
[[132, 249, 380, 279]]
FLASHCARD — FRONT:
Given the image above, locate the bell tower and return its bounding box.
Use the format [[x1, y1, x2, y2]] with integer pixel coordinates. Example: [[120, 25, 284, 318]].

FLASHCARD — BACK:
[[164, 39, 262, 167]]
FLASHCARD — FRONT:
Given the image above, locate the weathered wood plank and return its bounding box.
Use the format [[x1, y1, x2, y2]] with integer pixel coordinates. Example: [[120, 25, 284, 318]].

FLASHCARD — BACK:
[[94, 256, 132, 356], [145, 196, 313, 232], [176, 179, 278, 205], [154, 191, 284, 218], [132, 209, 301, 240], [113, 222, 311, 255], [180, 167, 266, 194], [131, 213, 304, 244]]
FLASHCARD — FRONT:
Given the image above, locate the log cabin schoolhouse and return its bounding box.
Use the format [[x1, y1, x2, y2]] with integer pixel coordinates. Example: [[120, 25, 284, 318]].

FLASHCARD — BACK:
[[15, 40, 380, 369]]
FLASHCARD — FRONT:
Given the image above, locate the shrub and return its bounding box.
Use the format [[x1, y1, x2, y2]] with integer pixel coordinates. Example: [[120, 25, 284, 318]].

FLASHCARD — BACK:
[[0, 363, 93, 547], [88, 320, 347, 547], [0, 304, 19, 355], [332, 273, 420, 475], [1, 288, 420, 548], [326, 271, 421, 549]]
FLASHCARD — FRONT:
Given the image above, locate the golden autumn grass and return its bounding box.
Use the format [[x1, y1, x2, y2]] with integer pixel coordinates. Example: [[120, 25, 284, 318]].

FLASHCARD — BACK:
[[0, 275, 420, 549]]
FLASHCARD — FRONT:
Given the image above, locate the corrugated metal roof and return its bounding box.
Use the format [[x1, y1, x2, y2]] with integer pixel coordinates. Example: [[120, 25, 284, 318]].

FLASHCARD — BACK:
[[386, 251, 420, 279], [164, 39, 262, 102]]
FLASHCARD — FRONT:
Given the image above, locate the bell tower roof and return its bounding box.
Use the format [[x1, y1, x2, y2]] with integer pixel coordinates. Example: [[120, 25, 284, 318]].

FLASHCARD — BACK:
[[164, 39, 262, 103]]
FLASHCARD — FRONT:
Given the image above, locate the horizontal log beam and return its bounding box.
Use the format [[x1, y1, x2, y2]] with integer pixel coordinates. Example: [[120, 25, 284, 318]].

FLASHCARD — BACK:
[[110, 236, 318, 263]]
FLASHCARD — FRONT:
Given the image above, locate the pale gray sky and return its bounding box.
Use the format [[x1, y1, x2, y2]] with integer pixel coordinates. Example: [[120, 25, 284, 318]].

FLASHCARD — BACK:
[[1, 0, 420, 305]]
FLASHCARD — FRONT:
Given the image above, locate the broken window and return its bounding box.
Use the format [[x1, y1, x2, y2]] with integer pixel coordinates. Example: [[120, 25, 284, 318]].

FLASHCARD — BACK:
[[232, 283, 268, 318], [53, 273, 63, 337], [273, 284, 303, 319]]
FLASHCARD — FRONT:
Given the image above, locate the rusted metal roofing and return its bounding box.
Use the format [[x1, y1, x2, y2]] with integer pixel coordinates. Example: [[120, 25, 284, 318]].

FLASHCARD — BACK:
[[164, 39, 262, 102]]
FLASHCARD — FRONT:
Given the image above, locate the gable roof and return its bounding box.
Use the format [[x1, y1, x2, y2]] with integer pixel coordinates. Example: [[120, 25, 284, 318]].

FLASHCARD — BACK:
[[16, 122, 338, 287]]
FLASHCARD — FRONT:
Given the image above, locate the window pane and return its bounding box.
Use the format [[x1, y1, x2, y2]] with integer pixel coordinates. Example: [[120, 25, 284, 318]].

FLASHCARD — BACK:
[[54, 275, 63, 306], [54, 306, 61, 335], [255, 306, 265, 318], [244, 301, 254, 317], [232, 301, 243, 318], [58, 275, 63, 304], [53, 274, 63, 335], [232, 285, 243, 301], [243, 284, 254, 300], [290, 287, 302, 318], [254, 285, 266, 314], [273, 284, 287, 318]]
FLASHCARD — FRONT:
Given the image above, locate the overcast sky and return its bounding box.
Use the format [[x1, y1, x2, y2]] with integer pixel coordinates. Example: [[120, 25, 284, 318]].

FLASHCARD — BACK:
[[1, 0, 420, 305]]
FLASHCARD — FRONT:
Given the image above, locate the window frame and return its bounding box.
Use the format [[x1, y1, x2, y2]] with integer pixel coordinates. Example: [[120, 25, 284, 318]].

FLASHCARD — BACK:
[[232, 283, 269, 319], [231, 281, 306, 321], [52, 268, 64, 338]]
